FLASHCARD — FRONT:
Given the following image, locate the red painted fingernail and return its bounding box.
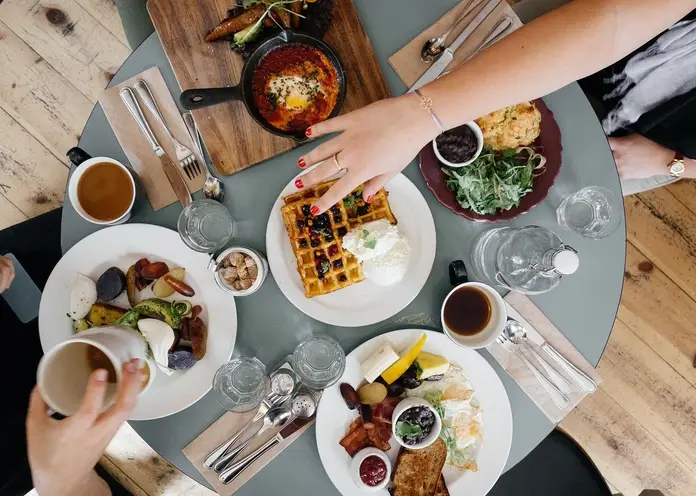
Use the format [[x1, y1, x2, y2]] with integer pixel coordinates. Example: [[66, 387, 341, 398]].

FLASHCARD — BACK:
[[366, 195, 374, 204], [310, 206, 320, 215], [298, 158, 306, 168], [305, 128, 312, 137], [295, 178, 303, 189]]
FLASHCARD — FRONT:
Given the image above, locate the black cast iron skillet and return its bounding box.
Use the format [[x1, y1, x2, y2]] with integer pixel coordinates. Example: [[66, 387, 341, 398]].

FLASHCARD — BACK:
[[180, 30, 347, 142]]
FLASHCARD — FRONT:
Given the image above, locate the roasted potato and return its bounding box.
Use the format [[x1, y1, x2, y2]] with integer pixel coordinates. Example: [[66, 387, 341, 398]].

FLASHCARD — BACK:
[[152, 267, 185, 298], [188, 317, 207, 360], [88, 303, 128, 326]]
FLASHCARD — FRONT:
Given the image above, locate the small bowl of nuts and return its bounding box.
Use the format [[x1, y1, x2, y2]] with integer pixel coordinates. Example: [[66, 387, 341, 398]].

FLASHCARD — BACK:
[[213, 247, 268, 296]]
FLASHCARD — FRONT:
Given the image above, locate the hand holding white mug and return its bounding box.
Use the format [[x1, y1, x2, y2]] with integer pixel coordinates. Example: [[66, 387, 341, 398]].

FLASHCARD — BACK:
[[27, 359, 144, 496], [0, 255, 15, 293]]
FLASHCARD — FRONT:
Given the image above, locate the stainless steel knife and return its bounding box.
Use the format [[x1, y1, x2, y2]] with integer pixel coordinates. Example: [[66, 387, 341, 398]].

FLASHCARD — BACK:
[[523, 325, 598, 392], [219, 420, 305, 485], [409, 0, 503, 92], [120, 87, 192, 207]]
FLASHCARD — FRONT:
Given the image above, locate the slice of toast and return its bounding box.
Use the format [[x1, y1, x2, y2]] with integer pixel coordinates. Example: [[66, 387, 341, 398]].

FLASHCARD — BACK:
[[434, 475, 450, 496], [391, 438, 448, 496]]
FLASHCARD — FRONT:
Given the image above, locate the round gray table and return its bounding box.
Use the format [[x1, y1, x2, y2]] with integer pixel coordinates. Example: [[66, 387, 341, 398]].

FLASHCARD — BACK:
[[63, 0, 625, 492]]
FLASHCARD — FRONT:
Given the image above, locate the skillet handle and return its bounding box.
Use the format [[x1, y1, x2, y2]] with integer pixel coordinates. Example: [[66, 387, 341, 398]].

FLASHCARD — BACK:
[[180, 87, 243, 110]]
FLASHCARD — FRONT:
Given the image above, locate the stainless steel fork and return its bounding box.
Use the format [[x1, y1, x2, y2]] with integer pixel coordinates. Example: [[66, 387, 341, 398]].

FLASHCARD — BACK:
[[133, 79, 202, 180]]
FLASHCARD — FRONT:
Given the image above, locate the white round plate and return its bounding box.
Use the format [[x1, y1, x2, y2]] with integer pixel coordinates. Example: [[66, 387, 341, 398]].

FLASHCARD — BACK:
[[266, 171, 436, 327], [38, 224, 237, 420], [316, 329, 513, 496]]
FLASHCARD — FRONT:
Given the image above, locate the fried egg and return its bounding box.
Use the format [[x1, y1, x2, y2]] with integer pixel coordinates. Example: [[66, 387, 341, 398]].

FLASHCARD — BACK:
[[407, 364, 483, 471], [267, 75, 322, 111]]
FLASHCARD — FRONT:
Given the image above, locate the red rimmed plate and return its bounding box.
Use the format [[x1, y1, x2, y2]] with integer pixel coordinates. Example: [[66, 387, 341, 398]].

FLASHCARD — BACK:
[[419, 99, 563, 222]]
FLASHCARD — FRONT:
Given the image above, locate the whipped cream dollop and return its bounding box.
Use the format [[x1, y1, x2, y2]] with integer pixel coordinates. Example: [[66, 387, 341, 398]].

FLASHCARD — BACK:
[[342, 220, 410, 286]]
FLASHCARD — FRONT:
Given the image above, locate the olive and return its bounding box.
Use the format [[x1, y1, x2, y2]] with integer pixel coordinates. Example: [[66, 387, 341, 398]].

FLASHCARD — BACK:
[[301, 205, 311, 216], [399, 365, 422, 389], [340, 383, 360, 410], [386, 382, 405, 397]]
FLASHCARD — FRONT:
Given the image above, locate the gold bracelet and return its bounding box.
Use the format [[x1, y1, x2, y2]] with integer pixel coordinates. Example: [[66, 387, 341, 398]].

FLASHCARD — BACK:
[[414, 89, 444, 134]]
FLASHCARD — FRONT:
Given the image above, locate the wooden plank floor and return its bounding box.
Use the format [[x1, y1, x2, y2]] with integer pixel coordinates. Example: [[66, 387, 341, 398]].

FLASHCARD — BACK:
[[2, 1, 695, 494]]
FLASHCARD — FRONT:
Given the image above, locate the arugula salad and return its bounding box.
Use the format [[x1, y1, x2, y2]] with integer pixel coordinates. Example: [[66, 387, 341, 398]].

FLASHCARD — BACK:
[[442, 147, 546, 216]]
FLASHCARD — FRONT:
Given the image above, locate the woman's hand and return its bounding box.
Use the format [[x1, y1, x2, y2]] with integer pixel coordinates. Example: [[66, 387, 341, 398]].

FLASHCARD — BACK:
[[609, 134, 675, 180], [27, 359, 144, 496], [297, 94, 438, 214], [0, 255, 15, 293]]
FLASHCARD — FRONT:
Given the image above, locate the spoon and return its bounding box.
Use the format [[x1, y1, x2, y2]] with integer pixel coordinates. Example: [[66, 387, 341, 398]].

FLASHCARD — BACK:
[[219, 393, 317, 484], [505, 319, 572, 394], [182, 111, 224, 202], [507, 318, 597, 393], [213, 407, 292, 472], [500, 322, 569, 409], [421, 0, 478, 62]]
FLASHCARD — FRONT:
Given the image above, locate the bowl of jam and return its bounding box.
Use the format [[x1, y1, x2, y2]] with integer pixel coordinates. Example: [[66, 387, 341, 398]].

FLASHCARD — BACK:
[[350, 447, 391, 492], [433, 121, 483, 167]]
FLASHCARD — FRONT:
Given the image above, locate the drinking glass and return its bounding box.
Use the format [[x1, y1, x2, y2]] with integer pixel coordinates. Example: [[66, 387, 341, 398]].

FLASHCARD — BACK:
[[178, 199, 236, 253], [556, 186, 621, 239], [292, 335, 346, 390], [213, 357, 267, 412]]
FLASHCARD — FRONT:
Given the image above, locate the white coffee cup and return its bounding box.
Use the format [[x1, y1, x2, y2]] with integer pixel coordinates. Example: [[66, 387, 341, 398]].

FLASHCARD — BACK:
[[68, 157, 136, 225], [37, 326, 153, 416], [441, 282, 507, 349]]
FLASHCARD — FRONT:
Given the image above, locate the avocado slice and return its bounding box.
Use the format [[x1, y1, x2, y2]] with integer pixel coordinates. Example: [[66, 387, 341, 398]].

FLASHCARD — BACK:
[[134, 298, 181, 329]]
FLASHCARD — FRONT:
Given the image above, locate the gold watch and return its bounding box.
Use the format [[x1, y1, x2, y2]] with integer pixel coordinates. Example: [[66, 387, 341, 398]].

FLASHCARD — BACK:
[[668, 152, 686, 178]]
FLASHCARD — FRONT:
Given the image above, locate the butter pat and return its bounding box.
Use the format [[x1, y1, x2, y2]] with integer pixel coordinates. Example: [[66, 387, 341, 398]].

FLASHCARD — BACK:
[[416, 352, 450, 379], [361, 342, 399, 383]]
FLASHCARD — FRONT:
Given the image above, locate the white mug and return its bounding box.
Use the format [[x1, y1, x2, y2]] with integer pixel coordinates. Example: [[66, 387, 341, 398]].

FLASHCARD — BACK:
[[441, 282, 507, 349], [67, 156, 136, 226], [37, 326, 153, 416]]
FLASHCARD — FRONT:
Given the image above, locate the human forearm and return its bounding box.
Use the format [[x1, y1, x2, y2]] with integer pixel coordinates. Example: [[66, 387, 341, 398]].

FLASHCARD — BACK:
[[422, 0, 696, 130], [34, 469, 110, 496]]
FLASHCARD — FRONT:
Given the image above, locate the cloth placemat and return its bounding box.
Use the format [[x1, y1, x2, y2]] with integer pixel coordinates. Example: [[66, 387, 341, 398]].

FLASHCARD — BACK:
[[389, 0, 522, 88], [487, 292, 602, 423], [182, 410, 314, 494], [98, 66, 205, 210]]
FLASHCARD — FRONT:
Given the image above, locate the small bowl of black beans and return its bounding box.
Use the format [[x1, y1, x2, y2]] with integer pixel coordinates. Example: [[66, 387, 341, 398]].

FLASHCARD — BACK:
[[391, 397, 442, 450], [433, 121, 484, 168]]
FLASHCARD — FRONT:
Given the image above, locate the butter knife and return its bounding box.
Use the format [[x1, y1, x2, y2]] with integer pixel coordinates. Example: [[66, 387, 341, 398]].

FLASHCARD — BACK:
[[119, 87, 192, 207], [409, 0, 503, 92], [219, 420, 304, 485], [523, 325, 597, 392]]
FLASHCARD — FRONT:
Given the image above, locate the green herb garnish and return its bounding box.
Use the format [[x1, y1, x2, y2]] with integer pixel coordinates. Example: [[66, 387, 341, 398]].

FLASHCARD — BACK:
[[423, 390, 446, 420], [365, 239, 377, 249], [395, 421, 424, 438], [441, 147, 546, 215], [321, 260, 330, 273]]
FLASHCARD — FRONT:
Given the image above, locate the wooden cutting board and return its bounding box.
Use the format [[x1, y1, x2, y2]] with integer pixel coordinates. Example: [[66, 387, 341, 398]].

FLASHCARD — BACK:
[[148, 0, 390, 176]]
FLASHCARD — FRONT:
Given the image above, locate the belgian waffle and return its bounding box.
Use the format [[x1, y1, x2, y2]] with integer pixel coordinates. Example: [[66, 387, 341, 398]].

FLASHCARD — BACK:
[[281, 181, 397, 298]]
